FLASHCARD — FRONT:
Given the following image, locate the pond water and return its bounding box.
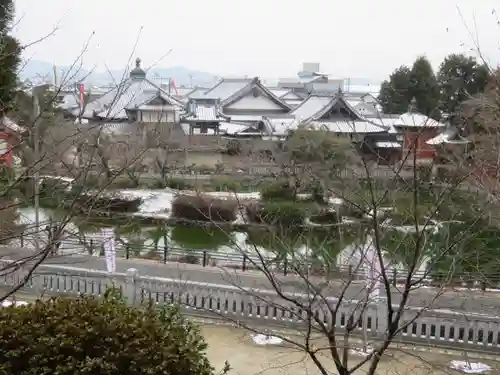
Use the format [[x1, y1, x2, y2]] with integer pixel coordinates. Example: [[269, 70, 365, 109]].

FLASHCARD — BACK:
[[14, 206, 428, 275]]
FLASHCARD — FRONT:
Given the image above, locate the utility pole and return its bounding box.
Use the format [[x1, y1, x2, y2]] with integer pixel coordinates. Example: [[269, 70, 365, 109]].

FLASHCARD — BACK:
[[32, 89, 41, 253]]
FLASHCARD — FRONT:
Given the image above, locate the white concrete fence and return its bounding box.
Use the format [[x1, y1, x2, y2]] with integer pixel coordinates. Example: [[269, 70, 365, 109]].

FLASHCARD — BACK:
[[1, 261, 499, 354]]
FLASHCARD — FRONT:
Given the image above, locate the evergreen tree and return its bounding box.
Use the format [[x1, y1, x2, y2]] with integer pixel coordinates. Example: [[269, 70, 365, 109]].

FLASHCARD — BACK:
[[0, 291, 224, 375], [437, 53, 489, 115], [0, 0, 21, 115], [409, 56, 439, 117], [378, 66, 412, 114]]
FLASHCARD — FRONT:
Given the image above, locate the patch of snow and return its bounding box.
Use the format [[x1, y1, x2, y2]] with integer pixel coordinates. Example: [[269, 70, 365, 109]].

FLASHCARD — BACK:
[[349, 346, 374, 357], [39, 175, 75, 184], [203, 191, 261, 200], [251, 334, 283, 346], [119, 189, 176, 215], [296, 193, 311, 201], [341, 217, 358, 224], [1, 300, 29, 307], [119, 189, 261, 219], [363, 207, 394, 220], [328, 197, 344, 205], [39, 175, 75, 192], [449, 361, 491, 374]]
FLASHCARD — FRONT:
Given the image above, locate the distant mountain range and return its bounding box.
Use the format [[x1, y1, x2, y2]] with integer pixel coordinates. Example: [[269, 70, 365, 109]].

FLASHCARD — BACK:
[[19, 60, 218, 88], [19, 59, 380, 89]]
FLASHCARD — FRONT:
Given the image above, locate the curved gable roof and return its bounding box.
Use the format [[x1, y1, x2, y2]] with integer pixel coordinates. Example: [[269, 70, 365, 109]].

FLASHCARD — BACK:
[[79, 77, 183, 120]]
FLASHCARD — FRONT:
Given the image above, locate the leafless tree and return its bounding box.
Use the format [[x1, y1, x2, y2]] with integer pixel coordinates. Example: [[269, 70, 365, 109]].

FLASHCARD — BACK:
[[0, 19, 184, 303], [143, 116, 500, 375]]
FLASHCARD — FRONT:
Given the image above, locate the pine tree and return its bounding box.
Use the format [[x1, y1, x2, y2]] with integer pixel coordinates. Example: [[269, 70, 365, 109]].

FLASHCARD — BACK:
[[437, 54, 489, 115], [0, 0, 21, 115], [378, 66, 412, 114], [409, 56, 439, 117]]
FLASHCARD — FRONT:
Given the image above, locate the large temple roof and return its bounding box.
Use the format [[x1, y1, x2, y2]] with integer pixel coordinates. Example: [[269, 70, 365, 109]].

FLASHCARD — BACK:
[[77, 58, 183, 120]]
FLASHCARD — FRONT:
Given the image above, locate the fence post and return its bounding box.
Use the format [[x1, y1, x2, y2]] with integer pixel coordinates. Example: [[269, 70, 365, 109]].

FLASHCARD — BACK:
[[162, 231, 168, 264], [283, 257, 288, 276], [88, 239, 94, 256], [125, 244, 130, 260], [125, 268, 138, 306], [202, 251, 208, 267], [20, 231, 24, 248], [242, 254, 247, 271], [392, 269, 397, 286]]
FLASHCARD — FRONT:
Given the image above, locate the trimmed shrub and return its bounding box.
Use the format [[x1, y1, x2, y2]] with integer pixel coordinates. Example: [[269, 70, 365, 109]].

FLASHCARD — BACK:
[[172, 195, 237, 222], [309, 182, 325, 203], [166, 178, 193, 191], [260, 180, 295, 201], [0, 291, 219, 375], [191, 164, 217, 174], [66, 186, 142, 213], [39, 178, 73, 207], [0, 167, 15, 184], [245, 202, 265, 223], [309, 210, 338, 224], [82, 194, 142, 213], [39, 178, 71, 197], [78, 173, 101, 188], [151, 178, 168, 189], [109, 176, 140, 189], [213, 179, 241, 192], [259, 201, 306, 227]]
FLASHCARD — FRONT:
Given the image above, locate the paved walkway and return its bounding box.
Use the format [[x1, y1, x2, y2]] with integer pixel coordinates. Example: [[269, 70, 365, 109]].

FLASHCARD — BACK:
[[1, 246, 499, 315]]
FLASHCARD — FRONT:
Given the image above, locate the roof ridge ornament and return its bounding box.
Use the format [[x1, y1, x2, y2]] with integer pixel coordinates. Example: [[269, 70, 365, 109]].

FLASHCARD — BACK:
[[130, 57, 146, 80]]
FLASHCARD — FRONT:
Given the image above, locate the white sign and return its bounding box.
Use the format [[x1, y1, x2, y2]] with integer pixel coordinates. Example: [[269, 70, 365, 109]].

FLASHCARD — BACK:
[[101, 228, 116, 273], [364, 240, 381, 301]]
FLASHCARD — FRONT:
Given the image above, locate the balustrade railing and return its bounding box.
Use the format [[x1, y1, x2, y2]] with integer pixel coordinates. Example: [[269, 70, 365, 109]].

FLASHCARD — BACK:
[[1, 261, 499, 353]]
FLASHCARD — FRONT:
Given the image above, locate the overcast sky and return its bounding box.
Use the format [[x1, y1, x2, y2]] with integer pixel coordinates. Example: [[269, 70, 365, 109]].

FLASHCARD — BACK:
[[12, 0, 500, 80]]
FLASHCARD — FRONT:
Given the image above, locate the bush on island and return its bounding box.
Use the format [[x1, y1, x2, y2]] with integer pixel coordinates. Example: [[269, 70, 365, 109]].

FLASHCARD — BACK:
[[257, 201, 306, 227], [309, 210, 338, 224], [213, 178, 241, 192], [165, 177, 194, 191], [172, 195, 238, 222], [260, 180, 296, 201], [68, 185, 142, 213]]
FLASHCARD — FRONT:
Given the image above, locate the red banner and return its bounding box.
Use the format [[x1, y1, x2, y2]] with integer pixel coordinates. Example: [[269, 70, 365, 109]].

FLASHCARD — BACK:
[[78, 83, 85, 107]]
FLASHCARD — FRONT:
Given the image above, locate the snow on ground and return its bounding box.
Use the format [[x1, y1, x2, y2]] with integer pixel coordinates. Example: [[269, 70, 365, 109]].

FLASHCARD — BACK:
[[251, 334, 283, 345], [120, 189, 176, 214], [349, 346, 374, 357], [449, 361, 491, 373], [119, 189, 262, 219], [203, 191, 261, 201], [328, 197, 344, 205], [1, 300, 29, 307]]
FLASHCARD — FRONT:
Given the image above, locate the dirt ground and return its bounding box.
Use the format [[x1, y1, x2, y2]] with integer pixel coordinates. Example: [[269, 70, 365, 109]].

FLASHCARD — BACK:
[[200, 325, 500, 375]]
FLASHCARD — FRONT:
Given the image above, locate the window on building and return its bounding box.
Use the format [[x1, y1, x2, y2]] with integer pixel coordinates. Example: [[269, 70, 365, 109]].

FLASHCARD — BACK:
[[0, 140, 8, 156]]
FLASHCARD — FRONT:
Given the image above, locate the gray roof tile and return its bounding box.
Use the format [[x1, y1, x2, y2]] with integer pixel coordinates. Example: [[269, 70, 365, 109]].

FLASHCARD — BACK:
[[80, 76, 183, 120], [181, 103, 228, 122], [290, 94, 337, 122], [203, 78, 253, 101]]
